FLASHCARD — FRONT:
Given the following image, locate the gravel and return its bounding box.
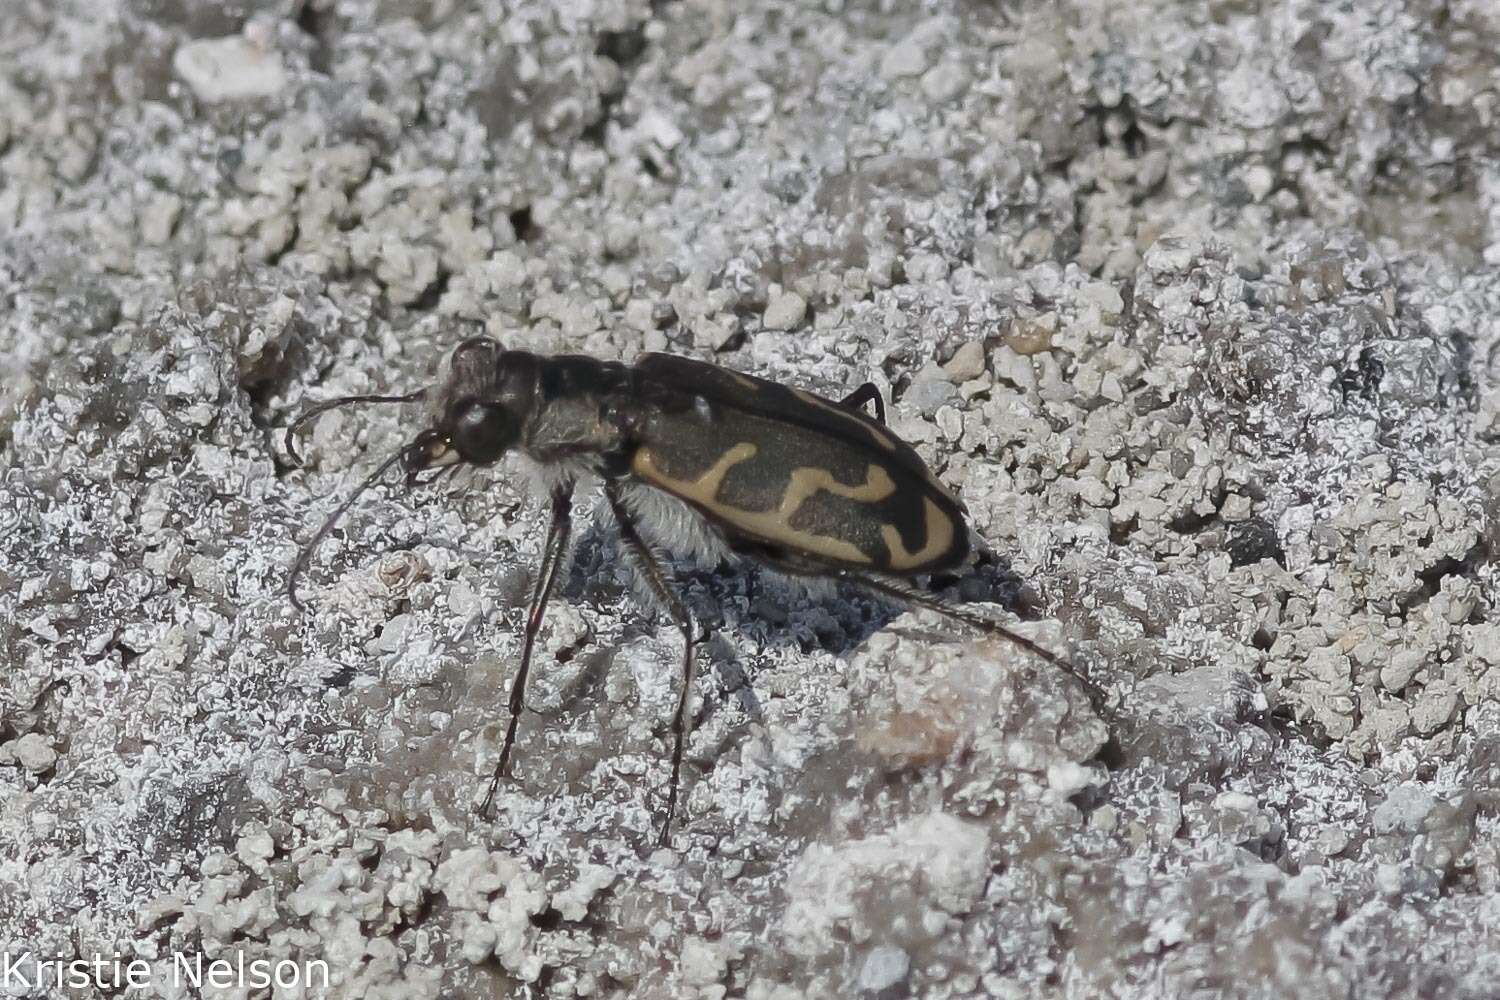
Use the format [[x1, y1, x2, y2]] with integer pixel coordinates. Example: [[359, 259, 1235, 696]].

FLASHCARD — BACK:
[[3, 0, 1500, 997]]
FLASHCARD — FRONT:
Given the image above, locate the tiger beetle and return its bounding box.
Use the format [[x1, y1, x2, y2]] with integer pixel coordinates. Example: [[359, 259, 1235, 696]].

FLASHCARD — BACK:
[[284, 335, 1105, 845]]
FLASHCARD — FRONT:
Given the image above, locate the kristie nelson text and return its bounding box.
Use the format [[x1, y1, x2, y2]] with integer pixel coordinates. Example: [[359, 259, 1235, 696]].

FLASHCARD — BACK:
[[2, 951, 331, 991]]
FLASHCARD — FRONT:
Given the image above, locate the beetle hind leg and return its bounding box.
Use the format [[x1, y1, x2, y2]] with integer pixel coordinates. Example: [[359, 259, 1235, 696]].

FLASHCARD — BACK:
[[844, 570, 1109, 716], [725, 542, 1106, 712], [839, 382, 886, 424], [605, 481, 698, 847]]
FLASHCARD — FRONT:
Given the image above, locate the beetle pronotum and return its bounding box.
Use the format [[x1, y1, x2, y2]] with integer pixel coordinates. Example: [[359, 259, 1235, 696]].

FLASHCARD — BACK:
[[285, 336, 1105, 844]]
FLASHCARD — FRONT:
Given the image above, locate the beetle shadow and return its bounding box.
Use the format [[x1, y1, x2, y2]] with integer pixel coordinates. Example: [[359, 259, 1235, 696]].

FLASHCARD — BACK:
[[554, 522, 1037, 725]]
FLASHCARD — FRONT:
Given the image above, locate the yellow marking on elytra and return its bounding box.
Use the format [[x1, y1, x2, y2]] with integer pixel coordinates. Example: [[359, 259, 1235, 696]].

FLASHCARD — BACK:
[[881, 497, 956, 570], [633, 442, 874, 565], [792, 388, 899, 452], [778, 464, 896, 517], [724, 370, 762, 392], [633, 441, 758, 506], [791, 386, 964, 510]]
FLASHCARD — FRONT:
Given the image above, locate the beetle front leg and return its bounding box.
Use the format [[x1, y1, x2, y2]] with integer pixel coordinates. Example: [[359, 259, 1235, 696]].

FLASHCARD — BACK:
[[479, 484, 574, 819]]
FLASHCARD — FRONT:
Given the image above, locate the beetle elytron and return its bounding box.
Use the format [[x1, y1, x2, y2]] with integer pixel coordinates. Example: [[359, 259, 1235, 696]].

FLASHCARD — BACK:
[[285, 336, 1104, 845]]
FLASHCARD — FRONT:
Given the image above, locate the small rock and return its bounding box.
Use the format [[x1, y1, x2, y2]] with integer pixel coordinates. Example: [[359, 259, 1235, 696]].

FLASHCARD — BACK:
[[604, 222, 637, 258], [173, 35, 287, 103], [1316, 827, 1349, 857], [1380, 649, 1423, 692], [1007, 313, 1056, 355], [905, 251, 948, 283], [652, 300, 678, 328], [1412, 686, 1459, 735], [680, 937, 727, 988], [2, 733, 58, 773], [881, 41, 929, 79], [552, 864, 616, 922], [139, 194, 182, 246], [763, 289, 807, 331], [1243, 164, 1275, 201], [991, 344, 1037, 388], [934, 404, 962, 440], [859, 945, 910, 992], [1375, 863, 1404, 896], [638, 108, 684, 150], [942, 341, 986, 382], [136, 894, 186, 934], [921, 62, 968, 102], [904, 378, 957, 416], [623, 298, 656, 331], [27, 616, 60, 642], [235, 828, 275, 873], [1046, 760, 1095, 796], [1079, 281, 1125, 315], [1221, 493, 1253, 522], [1434, 579, 1477, 624], [1373, 785, 1436, 836], [690, 315, 740, 350]]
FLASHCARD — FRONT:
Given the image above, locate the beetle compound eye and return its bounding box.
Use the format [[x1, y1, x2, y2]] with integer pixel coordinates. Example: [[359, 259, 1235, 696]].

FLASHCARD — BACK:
[[451, 399, 516, 464]]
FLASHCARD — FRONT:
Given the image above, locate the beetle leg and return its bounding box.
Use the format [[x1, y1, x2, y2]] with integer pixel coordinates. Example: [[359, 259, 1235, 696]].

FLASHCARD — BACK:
[[843, 570, 1109, 717], [604, 481, 697, 847], [714, 534, 1107, 715], [839, 382, 886, 424], [480, 484, 574, 819]]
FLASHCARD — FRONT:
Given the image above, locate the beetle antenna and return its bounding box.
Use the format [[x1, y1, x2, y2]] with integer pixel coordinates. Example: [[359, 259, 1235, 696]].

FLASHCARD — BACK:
[[283, 389, 427, 466], [288, 447, 411, 611]]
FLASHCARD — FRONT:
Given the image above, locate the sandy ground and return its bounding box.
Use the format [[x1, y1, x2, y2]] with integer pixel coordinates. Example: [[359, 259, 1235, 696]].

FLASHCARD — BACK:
[[3, 0, 1500, 997]]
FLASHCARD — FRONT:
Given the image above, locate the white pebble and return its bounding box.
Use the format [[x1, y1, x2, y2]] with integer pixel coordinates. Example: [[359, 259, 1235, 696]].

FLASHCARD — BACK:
[[174, 35, 287, 103], [763, 289, 807, 331]]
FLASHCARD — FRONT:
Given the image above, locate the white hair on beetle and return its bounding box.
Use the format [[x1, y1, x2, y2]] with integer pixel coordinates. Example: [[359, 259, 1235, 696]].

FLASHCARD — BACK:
[[617, 482, 732, 570]]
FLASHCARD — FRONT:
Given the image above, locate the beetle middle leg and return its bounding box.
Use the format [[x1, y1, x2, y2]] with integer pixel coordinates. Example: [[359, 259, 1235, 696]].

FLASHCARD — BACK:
[[840, 382, 886, 424], [604, 480, 697, 847], [480, 483, 574, 818]]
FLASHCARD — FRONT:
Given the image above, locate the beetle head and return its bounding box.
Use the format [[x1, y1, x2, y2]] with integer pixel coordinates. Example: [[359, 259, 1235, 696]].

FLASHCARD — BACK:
[[401, 335, 531, 476], [285, 334, 532, 610]]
